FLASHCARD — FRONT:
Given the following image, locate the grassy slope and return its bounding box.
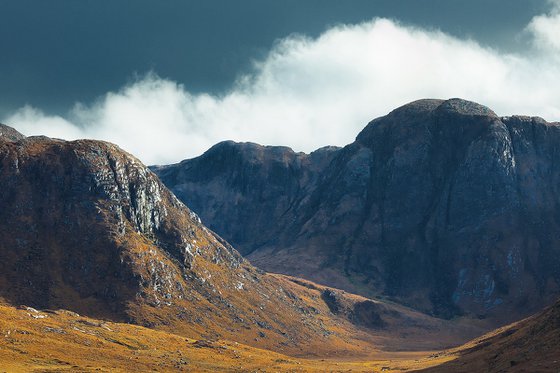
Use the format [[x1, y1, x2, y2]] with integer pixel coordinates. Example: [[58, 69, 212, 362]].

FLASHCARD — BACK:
[[0, 302, 456, 372], [3, 297, 560, 372], [416, 299, 560, 372]]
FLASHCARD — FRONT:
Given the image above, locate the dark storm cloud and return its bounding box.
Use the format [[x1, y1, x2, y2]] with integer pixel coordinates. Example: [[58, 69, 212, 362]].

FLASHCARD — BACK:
[[0, 0, 549, 116]]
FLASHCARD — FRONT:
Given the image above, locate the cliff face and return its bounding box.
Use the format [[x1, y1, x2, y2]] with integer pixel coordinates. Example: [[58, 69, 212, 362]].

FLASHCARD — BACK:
[[154, 98, 560, 319], [153, 141, 339, 255], [0, 123, 25, 141]]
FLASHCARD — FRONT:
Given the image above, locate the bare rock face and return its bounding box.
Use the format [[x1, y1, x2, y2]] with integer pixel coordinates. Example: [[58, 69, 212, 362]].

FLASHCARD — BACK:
[[153, 98, 560, 320], [152, 141, 339, 255], [0, 136, 243, 318]]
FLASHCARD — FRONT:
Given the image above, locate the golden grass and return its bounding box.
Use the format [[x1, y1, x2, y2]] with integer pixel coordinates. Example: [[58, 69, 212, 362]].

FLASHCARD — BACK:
[[0, 302, 458, 372], [416, 300, 560, 372]]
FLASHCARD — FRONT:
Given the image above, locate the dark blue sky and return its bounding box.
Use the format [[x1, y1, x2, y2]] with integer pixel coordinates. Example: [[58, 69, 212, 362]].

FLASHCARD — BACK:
[[0, 0, 548, 117]]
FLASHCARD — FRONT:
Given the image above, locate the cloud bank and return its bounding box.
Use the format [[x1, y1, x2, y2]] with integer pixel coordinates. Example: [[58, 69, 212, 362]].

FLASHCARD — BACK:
[[4, 6, 560, 165]]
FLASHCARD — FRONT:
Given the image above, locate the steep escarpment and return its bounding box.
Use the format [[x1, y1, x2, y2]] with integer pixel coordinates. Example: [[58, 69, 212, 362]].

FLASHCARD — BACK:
[[0, 127, 482, 356], [152, 141, 339, 255], [154, 98, 560, 320]]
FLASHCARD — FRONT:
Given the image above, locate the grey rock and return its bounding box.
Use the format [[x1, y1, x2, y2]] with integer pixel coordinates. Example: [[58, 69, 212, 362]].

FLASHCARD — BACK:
[[0, 123, 25, 142], [152, 141, 339, 255]]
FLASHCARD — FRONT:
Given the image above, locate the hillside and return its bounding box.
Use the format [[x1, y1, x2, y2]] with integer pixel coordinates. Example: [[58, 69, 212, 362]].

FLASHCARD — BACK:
[[418, 298, 560, 372], [153, 98, 560, 320], [0, 301, 471, 372], [1, 296, 557, 371], [0, 125, 484, 359]]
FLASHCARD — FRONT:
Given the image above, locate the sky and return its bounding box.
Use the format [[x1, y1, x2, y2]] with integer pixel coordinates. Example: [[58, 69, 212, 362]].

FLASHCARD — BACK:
[[1, 0, 560, 164]]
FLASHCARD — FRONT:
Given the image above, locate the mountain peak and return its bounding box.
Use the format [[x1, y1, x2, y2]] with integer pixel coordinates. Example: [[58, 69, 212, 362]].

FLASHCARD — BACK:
[[0, 123, 25, 142], [436, 98, 497, 117], [203, 140, 299, 160], [387, 98, 495, 117], [390, 98, 445, 115], [356, 98, 499, 145]]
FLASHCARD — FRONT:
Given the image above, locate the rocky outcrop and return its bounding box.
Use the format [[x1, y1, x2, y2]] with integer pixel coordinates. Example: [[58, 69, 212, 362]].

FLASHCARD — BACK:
[[0, 135, 245, 320], [0, 123, 25, 142], [154, 98, 560, 320]]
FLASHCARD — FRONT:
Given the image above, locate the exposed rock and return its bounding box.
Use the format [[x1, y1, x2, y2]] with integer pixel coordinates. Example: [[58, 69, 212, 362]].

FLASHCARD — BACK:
[[351, 300, 386, 329], [152, 141, 339, 255], [321, 288, 387, 329], [0, 132, 330, 353], [154, 98, 560, 320], [0, 123, 25, 142]]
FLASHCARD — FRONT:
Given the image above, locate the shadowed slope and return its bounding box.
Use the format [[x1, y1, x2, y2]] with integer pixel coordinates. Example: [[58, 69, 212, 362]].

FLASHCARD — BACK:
[[417, 298, 560, 372], [154, 98, 560, 320]]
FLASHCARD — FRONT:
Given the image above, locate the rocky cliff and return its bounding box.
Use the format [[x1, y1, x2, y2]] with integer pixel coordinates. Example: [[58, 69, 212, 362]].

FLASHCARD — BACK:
[[0, 124, 480, 356], [153, 98, 560, 320], [153, 141, 339, 255], [0, 123, 25, 142]]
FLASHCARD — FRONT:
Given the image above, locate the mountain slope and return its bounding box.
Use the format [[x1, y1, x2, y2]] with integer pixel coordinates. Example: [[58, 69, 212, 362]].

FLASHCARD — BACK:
[[0, 123, 25, 142], [153, 98, 560, 320], [1, 288, 556, 372], [417, 298, 560, 372], [0, 125, 483, 357]]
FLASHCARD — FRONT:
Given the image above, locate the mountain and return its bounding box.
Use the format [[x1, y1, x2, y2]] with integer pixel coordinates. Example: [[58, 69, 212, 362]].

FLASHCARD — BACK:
[[0, 124, 482, 358], [153, 98, 560, 320], [418, 298, 560, 372]]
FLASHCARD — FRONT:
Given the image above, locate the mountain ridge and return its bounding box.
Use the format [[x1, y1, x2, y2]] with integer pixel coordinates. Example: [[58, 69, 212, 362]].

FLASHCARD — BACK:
[[153, 98, 560, 320], [2, 102, 559, 370], [0, 125, 485, 357]]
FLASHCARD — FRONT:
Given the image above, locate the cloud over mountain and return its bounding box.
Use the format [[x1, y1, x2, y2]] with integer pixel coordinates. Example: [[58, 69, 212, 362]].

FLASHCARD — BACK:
[[4, 5, 560, 164]]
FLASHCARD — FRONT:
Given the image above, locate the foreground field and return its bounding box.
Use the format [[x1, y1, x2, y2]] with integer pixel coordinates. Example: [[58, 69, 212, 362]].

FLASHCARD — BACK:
[[2, 298, 559, 372], [0, 302, 457, 372]]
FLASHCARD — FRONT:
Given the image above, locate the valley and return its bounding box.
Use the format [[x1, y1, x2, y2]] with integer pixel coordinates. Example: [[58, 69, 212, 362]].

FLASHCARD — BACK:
[[2, 297, 558, 372]]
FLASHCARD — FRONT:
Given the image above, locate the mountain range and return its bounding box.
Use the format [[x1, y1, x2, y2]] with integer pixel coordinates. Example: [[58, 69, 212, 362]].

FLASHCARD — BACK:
[[2, 98, 559, 371], [153, 98, 560, 321], [0, 122, 486, 359]]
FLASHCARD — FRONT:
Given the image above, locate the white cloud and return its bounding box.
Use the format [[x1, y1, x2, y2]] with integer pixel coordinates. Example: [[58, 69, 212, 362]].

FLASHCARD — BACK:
[[4, 7, 560, 165], [7, 105, 83, 139], [526, 1, 560, 52]]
